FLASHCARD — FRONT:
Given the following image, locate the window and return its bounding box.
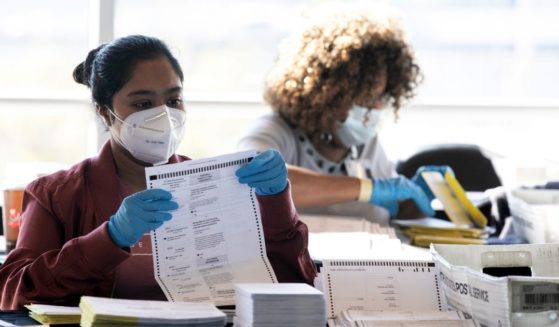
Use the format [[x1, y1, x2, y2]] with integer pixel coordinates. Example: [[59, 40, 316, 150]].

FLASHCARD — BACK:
[[114, 0, 305, 95], [114, 0, 559, 100], [394, 0, 559, 100], [113, 0, 559, 175], [0, 0, 92, 184], [0, 0, 558, 186], [0, 0, 89, 94]]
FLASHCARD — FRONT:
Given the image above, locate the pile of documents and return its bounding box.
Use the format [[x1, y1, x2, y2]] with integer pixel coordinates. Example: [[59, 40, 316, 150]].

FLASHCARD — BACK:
[[25, 303, 81, 325], [329, 309, 477, 327], [300, 214, 398, 235], [301, 214, 432, 261], [507, 187, 559, 243], [393, 217, 488, 247], [79, 296, 226, 326], [394, 170, 491, 247], [234, 283, 326, 327]]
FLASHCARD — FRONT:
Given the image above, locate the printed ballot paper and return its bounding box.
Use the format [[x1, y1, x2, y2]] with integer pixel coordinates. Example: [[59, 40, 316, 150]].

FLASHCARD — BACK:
[[144, 151, 277, 306], [329, 309, 477, 327], [315, 259, 445, 319]]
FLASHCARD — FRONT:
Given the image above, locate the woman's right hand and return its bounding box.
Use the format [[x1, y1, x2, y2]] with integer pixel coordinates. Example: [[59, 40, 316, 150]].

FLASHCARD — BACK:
[[107, 188, 178, 247]]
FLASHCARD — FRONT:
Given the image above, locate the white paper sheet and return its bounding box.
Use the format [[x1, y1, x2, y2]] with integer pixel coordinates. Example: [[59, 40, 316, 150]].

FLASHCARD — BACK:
[[308, 232, 431, 261], [330, 309, 478, 327], [317, 259, 445, 319], [145, 151, 277, 305]]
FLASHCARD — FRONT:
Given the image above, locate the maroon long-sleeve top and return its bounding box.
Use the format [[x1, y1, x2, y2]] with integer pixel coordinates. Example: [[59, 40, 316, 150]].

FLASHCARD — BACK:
[[0, 142, 316, 309]]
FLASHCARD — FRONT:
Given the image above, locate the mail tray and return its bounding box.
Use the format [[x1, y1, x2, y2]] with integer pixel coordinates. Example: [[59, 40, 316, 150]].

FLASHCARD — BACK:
[[507, 188, 559, 243], [431, 243, 559, 327]]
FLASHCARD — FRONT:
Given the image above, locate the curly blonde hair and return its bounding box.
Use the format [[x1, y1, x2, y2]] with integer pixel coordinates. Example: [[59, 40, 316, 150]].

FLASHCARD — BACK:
[[264, 13, 421, 140]]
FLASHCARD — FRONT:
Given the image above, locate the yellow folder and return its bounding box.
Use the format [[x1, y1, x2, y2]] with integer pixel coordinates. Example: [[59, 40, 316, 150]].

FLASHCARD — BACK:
[[421, 170, 488, 228], [393, 171, 490, 248]]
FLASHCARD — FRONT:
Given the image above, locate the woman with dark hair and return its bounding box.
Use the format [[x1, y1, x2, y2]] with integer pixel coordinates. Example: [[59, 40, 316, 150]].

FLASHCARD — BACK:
[[238, 12, 444, 225], [0, 35, 316, 309]]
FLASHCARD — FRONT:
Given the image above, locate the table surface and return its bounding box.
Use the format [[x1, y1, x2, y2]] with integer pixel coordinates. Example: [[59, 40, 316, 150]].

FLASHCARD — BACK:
[[0, 310, 44, 326]]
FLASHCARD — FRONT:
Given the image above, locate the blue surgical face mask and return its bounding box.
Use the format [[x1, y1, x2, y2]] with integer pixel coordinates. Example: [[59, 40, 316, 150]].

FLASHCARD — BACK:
[[336, 106, 382, 147]]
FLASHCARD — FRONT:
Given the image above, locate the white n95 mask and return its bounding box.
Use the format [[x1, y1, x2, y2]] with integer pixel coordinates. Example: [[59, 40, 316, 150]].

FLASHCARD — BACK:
[[108, 105, 186, 165], [337, 107, 382, 147]]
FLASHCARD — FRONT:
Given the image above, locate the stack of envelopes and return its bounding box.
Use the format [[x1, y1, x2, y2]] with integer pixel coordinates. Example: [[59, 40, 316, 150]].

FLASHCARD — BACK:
[[234, 283, 326, 327]]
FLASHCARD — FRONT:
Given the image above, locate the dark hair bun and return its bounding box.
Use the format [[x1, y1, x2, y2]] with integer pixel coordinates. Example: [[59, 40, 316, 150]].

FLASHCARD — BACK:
[[75, 35, 183, 108], [72, 44, 106, 87]]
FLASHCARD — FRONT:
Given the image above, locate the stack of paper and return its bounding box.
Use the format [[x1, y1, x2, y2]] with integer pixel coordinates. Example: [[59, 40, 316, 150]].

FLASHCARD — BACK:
[[394, 170, 491, 247], [234, 283, 326, 327], [329, 309, 477, 327], [218, 306, 235, 325], [79, 296, 226, 326], [507, 187, 559, 243], [25, 304, 81, 325], [308, 231, 430, 261], [301, 214, 398, 236], [302, 214, 424, 261], [393, 217, 489, 247]]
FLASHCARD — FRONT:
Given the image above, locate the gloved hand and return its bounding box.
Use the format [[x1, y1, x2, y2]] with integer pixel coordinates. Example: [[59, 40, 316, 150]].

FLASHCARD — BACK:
[[108, 188, 178, 248], [370, 176, 435, 217], [236, 149, 288, 196], [412, 165, 454, 201]]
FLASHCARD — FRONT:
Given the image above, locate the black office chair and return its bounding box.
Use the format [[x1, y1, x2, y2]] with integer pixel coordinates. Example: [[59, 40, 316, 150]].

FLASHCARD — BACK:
[[396, 143, 502, 191]]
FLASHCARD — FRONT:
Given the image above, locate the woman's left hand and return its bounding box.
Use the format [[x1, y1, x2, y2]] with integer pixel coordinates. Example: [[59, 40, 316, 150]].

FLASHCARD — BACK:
[[236, 149, 288, 196]]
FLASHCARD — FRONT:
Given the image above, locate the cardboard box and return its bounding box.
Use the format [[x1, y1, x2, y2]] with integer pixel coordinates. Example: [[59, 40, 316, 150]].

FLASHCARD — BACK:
[[507, 189, 559, 243], [431, 243, 559, 327]]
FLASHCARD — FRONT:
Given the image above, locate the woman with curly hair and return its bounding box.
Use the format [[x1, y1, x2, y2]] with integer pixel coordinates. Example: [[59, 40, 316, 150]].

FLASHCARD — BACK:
[[239, 12, 445, 224]]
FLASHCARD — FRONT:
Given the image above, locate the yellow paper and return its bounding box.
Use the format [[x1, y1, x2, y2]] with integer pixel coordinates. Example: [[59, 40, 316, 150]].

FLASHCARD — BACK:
[[78, 296, 226, 327], [444, 171, 488, 228], [421, 171, 488, 228], [25, 304, 81, 325], [412, 234, 486, 248], [403, 227, 485, 239]]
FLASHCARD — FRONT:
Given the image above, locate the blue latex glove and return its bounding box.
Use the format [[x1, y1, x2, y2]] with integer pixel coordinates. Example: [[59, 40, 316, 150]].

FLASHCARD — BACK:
[[412, 165, 454, 201], [370, 176, 435, 217], [108, 188, 178, 247], [236, 149, 288, 196]]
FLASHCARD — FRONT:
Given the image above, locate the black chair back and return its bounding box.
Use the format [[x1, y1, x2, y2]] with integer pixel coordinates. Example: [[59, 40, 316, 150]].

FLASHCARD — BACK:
[[396, 143, 502, 191]]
